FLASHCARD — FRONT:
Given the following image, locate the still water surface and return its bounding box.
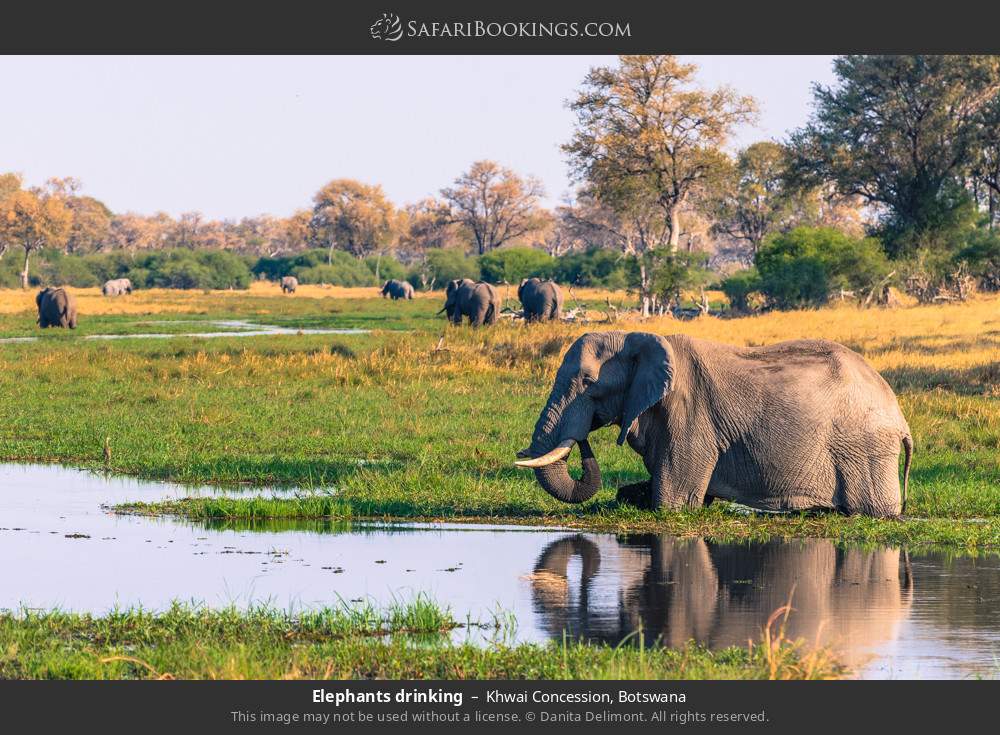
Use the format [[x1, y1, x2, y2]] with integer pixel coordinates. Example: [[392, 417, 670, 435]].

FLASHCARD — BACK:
[[1, 463, 998, 679]]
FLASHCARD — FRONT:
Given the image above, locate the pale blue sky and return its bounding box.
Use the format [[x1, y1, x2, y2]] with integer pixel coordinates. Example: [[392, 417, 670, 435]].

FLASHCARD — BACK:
[[0, 56, 835, 220]]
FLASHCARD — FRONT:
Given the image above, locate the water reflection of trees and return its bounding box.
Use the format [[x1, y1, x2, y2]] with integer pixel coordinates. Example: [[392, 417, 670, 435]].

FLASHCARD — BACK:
[[528, 534, 913, 664]]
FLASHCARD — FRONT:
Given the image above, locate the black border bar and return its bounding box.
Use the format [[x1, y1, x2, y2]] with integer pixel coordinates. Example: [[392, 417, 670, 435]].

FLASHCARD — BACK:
[[4, 1, 1000, 54]]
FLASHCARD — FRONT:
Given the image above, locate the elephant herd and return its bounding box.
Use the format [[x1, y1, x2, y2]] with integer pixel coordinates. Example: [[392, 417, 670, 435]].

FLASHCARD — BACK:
[[436, 277, 564, 326], [28, 274, 914, 521]]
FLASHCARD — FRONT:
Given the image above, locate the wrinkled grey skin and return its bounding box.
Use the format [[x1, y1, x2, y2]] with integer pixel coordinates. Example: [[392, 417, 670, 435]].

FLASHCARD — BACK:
[[102, 278, 133, 296], [441, 279, 500, 326], [381, 279, 414, 300], [522, 331, 913, 518], [529, 534, 911, 661], [280, 276, 298, 294], [518, 277, 563, 322], [36, 287, 78, 329], [440, 278, 474, 321]]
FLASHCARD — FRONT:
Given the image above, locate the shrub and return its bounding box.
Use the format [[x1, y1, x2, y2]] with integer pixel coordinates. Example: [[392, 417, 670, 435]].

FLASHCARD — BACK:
[[552, 247, 628, 289], [478, 247, 554, 283], [958, 229, 1000, 291], [408, 248, 480, 289], [755, 227, 890, 308], [643, 249, 712, 304], [37, 253, 100, 287], [721, 268, 763, 312], [364, 255, 405, 282], [292, 252, 378, 286]]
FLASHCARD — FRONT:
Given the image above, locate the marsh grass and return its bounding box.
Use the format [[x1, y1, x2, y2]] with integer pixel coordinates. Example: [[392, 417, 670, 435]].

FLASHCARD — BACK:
[[2, 287, 999, 546], [0, 600, 843, 680]]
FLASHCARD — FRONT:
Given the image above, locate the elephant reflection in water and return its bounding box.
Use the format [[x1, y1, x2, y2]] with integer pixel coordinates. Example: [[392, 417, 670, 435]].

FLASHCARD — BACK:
[[528, 534, 912, 665]]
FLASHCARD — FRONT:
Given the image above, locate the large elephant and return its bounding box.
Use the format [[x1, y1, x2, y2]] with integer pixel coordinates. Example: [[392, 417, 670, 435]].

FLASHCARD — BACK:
[[280, 276, 298, 294], [528, 533, 912, 665], [381, 279, 414, 300], [441, 279, 500, 326], [518, 278, 563, 322], [102, 278, 133, 296], [36, 287, 78, 329], [515, 331, 913, 518]]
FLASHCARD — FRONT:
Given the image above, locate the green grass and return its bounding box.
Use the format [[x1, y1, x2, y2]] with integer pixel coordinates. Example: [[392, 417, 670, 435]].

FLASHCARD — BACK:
[[2, 289, 1000, 548], [0, 600, 842, 680]]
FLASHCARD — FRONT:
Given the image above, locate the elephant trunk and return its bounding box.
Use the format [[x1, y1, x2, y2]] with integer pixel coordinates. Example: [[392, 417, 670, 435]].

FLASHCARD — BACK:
[[532, 440, 602, 504]]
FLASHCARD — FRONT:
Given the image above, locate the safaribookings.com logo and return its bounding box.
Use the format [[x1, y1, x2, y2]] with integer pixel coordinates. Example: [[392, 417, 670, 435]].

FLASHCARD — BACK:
[[370, 13, 631, 42]]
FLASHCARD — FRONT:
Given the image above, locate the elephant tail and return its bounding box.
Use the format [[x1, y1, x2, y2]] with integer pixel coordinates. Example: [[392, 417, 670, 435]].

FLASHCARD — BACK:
[[484, 300, 496, 325], [901, 434, 913, 515]]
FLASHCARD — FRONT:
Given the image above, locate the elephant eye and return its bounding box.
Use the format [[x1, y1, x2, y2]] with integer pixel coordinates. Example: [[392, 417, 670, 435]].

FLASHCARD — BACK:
[[581, 376, 596, 388]]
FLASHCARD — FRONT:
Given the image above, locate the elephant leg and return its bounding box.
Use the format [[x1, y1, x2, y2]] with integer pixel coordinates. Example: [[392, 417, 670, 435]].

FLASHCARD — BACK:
[[650, 458, 716, 511], [616, 480, 652, 509]]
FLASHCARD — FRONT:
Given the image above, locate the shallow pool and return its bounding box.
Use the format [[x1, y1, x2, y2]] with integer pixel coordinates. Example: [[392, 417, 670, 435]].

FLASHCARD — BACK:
[[1, 462, 998, 679]]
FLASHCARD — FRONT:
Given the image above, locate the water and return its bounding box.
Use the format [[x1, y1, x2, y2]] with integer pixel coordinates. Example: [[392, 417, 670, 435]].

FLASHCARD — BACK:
[[0, 320, 368, 343], [1, 463, 998, 679]]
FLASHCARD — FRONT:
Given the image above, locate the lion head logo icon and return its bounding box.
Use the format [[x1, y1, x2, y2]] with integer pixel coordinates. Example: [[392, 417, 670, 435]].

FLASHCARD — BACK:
[[370, 13, 403, 42]]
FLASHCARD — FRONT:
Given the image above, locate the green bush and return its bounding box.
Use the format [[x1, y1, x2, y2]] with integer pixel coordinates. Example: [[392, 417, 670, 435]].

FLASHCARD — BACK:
[[255, 249, 378, 287], [755, 227, 890, 308], [552, 247, 628, 289], [641, 249, 712, 303], [478, 247, 554, 283], [720, 267, 762, 312], [364, 255, 405, 282], [37, 253, 100, 287], [408, 248, 480, 289], [958, 229, 1000, 291]]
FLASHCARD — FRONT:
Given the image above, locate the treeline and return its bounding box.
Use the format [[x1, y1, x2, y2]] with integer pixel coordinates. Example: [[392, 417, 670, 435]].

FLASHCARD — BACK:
[[0, 245, 631, 292], [5, 55, 1000, 310]]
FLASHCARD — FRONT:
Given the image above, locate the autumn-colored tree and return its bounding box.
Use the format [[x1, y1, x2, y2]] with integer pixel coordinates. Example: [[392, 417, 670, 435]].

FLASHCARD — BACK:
[[310, 179, 396, 261], [108, 213, 160, 256], [0, 172, 22, 202], [63, 195, 113, 254], [397, 197, 463, 255], [564, 55, 757, 251], [0, 188, 71, 287], [441, 161, 546, 255]]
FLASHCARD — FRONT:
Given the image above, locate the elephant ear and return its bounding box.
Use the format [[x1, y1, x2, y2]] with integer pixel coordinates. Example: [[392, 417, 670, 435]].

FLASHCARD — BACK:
[[617, 332, 674, 446]]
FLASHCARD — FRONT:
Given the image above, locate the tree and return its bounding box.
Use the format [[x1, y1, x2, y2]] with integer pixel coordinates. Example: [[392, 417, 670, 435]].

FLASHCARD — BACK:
[[397, 197, 463, 254], [310, 179, 396, 261], [564, 55, 757, 251], [109, 214, 159, 257], [64, 195, 113, 254], [789, 55, 1000, 257], [441, 160, 546, 255], [710, 142, 802, 255], [972, 93, 1000, 227], [561, 183, 670, 315], [0, 188, 71, 288]]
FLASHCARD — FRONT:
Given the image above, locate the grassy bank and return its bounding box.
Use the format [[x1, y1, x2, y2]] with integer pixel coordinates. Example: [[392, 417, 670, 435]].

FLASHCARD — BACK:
[[0, 600, 842, 680], [1, 287, 999, 546]]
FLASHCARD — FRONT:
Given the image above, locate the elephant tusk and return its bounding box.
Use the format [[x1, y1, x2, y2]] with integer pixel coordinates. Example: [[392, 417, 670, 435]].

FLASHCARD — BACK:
[[514, 439, 575, 468]]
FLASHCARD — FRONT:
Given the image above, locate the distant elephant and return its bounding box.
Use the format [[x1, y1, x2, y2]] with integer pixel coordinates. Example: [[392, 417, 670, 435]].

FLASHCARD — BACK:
[[440, 279, 500, 326], [280, 276, 298, 294], [518, 277, 563, 322], [515, 332, 913, 518], [102, 278, 133, 296], [381, 279, 414, 300], [529, 533, 912, 665], [36, 287, 78, 329]]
